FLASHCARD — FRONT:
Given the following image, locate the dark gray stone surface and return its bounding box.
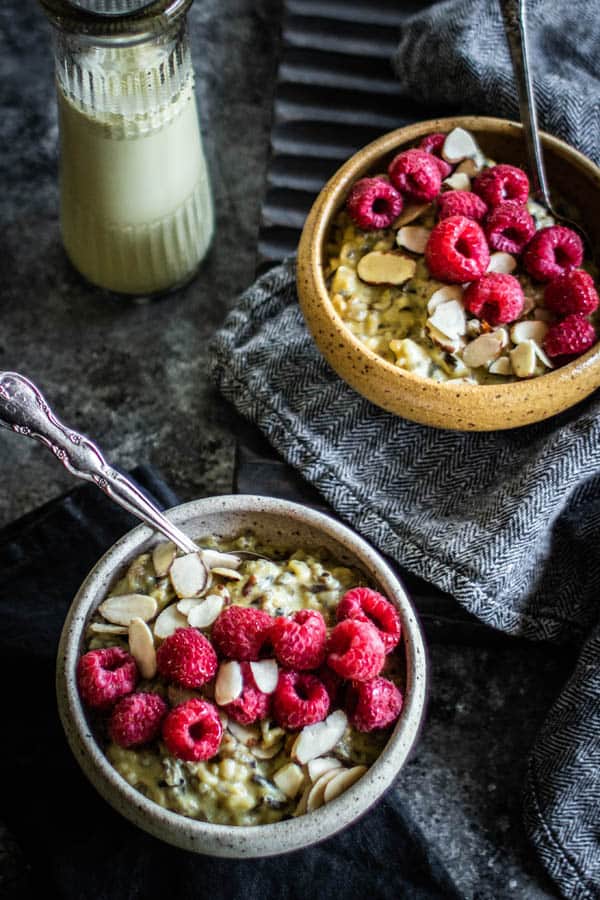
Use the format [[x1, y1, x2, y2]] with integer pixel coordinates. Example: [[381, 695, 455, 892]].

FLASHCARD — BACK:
[[0, 2, 564, 898]]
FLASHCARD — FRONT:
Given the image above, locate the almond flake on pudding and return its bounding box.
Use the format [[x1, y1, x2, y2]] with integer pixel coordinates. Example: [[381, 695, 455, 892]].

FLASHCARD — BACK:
[[291, 710, 348, 764], [488, 356, 512, 376], [428, 299, 467, 339], [510, 340, 537, 377], [396, 226, 431, 254], [462, 331, 504, 368], [307, 756, 343, 782], [128, 617, 157, 679], [273, 763, 304, 798], [152, 541, 177, 578], [427, 284, 464, 315], [306, 768, 342, 812], [494, 327, 510, 349], [455, 158, 480, 177], [227, 720, 260, 746], [186, 594, 224, 629], [169, 552, 209, 598], [198, 548, 242, 570], [215, 660, 244, 705], [443, 171, 471, 191], [442, 127, 486, 167], [153, 603, 188, 640], [392, 202, 431, 228], [249, 659, 279, 694], [427, 324, 465, 354], [356, 250, 416, 286], [88, 622, 129, 635], [323, 766, 367, 804], [510, 320, 549, 345], [250, 742, 284, 760], [98, 593, 158, 626], [532, 341, 554, 369], [487, 252, 517, 274], [211, 566, 243, 581]]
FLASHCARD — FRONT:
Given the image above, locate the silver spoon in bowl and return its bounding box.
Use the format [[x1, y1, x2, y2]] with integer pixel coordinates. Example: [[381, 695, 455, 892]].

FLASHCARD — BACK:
[[0, 372, 268, 561], [500, 0, 592, 250]]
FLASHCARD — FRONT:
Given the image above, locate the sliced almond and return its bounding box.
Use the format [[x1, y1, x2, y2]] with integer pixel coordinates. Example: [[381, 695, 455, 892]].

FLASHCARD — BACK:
[[428, 299, 467, 339], [249, 659, 279, 694], [466, 318, 481, 338], [510, 320, 549, 345], [396, 226, 430, 254], [487, 252, 517, 274], [323, 766, 367, 804], [169, 553, 208, 598], [307, 757, 343, 782], [187, 594, 225, 629], [442, 127, 486, 166], [215, 660, 243, 706], [462, 331, 504, 368], [392, 202, 431, 227], [532, 341, 554, 369], [356, 251, 416, 286], [488, 356, 512, 376], [211, 567, 243, 581], [228, 720, 260, 746], [198, 549, 241, 570], [510, 340, 537, 377], [99, 593, 158, 627], [273, 763, 305, 799], [250, 742, 284, 760], [306, 769, 342, 812], [443, 171, 471, 191], [427, 324, 464, 354], [128, 617, 157, 679], [88, 622, 128, 635], [153, 603, 188, 640], [494, 327, 510, 349], [427, 284, 463, 315], [176, 598, 204, 615], [455, 158, 480, 177], [294, 785, 311, 817], [291, 710, 348, 765], [152, 541, 177, 578]]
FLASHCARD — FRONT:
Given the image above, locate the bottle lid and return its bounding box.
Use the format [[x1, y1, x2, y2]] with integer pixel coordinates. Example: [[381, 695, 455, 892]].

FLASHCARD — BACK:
[[39, 0, 193, 41]]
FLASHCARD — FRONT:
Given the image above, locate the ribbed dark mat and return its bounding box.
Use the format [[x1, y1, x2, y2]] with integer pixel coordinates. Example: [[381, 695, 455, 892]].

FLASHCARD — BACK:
[[258, 0, 444, 265]]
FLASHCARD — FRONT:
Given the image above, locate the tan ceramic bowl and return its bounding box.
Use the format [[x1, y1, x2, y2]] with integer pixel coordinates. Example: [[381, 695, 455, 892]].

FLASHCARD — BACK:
[[56, 495, 427, 857], [297, 115, 600, 430]]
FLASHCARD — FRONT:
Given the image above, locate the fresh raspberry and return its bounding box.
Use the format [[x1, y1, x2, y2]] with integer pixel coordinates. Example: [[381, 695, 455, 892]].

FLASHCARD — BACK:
[[222, 662, 271, 725], [336, 587, 401, 653], [211, 606, 273, 661], [437, 191, 488, 223], [77, 647, 138, 710], [162, 698, 223, 762], [388, 149, 443, 202], [419, 133, 453, 178], [473, 164, 530, 207], [484, 200, 536, 254], [545, 269, 600, 316], [543, 313, 596, 361], [346, 177, 404, 230], [326, 619, 385, 682], [346, 677, 403, 732], [272, 670, 330, 730], [270, 609, 327, 670], [316, 665, 343, 707], [425, 215, 490, 283], [522, 225, 584, 282], [463, 273, 524, 326], [156, 627, 217, 689], [108, 692, 167, 748]]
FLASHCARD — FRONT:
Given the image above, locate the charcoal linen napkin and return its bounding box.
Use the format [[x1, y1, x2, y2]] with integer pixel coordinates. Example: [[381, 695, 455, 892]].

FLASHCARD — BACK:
[[208, 4, 600, 897], [0, 466, 459, 900]]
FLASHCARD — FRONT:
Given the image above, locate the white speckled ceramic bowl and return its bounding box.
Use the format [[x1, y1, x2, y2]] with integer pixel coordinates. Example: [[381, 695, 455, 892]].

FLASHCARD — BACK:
[[56, 495, 427, 857]]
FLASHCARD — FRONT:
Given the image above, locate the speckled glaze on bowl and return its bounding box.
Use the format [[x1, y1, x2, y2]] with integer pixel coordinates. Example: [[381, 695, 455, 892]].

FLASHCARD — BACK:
[[297, 115, 600, 430], [56, 495, 427, 857]]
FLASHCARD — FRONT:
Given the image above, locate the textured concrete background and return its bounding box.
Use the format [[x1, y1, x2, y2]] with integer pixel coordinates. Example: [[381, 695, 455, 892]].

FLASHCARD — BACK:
[[0, 2, 565, 897]]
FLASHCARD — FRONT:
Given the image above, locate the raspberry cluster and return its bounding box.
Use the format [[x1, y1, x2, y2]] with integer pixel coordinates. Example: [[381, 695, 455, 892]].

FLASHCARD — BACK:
[[77, 587, 405, 764], [344, 134, 598, 364]]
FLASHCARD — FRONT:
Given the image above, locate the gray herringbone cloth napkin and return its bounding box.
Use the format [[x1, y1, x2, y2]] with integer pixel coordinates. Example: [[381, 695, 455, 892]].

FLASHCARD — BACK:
[[210, 2, 600, 897]]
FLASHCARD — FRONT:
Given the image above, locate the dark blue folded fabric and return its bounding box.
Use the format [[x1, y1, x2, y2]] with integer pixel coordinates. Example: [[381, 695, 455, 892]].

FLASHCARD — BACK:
[[0, 466, 459, 900]]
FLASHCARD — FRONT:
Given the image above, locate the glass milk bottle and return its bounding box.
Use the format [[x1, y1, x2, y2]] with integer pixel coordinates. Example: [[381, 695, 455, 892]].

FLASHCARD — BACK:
[[40, 0, 214, 295]]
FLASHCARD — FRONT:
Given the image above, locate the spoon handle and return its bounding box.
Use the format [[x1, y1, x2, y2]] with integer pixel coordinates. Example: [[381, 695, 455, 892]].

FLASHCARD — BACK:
[[0, 372, 198, 554], [500, 0, 553, 209]]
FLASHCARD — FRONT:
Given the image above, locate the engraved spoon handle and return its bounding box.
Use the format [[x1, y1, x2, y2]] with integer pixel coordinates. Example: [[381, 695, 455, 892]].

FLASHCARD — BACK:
[[0, 372, 198, 554], [500, 0, 553, 209]]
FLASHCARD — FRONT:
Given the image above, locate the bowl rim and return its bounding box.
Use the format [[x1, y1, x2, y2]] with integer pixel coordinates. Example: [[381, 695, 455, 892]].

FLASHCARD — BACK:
[[300, 114, 600, 395], [56, 494, 428, 857]]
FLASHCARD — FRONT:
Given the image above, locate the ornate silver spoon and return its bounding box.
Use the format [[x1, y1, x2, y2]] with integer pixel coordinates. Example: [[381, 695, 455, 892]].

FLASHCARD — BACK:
[[501, 0, 592, 249]]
